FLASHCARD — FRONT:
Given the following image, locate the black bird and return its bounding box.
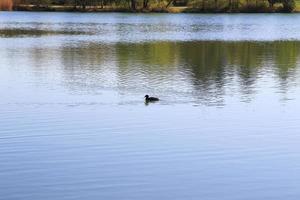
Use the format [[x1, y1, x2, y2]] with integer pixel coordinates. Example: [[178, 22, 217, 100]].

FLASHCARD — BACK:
[[144, 95, 159, 102]]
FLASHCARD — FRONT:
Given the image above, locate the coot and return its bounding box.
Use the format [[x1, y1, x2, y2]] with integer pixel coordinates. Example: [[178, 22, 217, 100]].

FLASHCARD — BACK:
[[145, 95, 159, 102]]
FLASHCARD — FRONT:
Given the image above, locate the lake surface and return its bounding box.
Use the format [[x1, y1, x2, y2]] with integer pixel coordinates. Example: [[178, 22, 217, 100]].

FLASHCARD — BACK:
[[1, 12, 300, 200]]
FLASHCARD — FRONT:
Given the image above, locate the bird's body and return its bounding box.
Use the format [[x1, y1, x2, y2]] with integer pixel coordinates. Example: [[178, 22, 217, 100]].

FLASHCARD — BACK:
[[145, 95, 159, 102]]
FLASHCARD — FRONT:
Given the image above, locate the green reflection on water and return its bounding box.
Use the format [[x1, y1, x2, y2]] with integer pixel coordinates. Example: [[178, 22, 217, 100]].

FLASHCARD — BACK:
[[2, 40, 300, 105], [59, 41, 300, 103]]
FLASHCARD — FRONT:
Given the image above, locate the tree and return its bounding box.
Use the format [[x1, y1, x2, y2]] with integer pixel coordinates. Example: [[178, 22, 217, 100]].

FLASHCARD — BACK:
[[130, 0, 136, 10], [283, 0, 295, 12], [143, 0, 149, 9], [268, 0, 296, 12], [0, 0, 13, 10]]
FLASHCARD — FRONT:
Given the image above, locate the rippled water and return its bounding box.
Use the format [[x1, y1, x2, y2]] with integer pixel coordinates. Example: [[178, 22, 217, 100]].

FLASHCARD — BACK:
[[1, 12, 300, 200]]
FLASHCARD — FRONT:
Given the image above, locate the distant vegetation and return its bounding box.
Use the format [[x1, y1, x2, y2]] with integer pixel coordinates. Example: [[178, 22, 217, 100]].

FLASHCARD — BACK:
[[0, 0, 13, 10], [0, 0, 299, 12]]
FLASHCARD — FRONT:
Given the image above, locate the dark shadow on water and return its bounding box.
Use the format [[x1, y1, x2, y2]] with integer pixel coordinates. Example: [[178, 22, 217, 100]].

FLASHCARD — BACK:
[[0, 28, 89, 37]]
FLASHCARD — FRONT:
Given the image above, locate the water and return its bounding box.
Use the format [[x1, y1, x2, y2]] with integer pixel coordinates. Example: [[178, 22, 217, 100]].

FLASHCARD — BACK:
[[1, 12, 300, 200]]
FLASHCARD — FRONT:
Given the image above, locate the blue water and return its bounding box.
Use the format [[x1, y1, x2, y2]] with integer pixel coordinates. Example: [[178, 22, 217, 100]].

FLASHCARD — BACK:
[[1, 12, 300, 200]]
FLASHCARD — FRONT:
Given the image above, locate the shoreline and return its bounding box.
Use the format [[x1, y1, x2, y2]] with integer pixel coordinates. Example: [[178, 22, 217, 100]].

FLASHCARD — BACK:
[[10, 4, 300, 13]]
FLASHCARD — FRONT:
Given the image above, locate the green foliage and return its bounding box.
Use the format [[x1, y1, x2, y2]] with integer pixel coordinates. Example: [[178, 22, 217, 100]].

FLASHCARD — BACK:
[[13, 0, 298, 12], [283, 0, 296, 11]]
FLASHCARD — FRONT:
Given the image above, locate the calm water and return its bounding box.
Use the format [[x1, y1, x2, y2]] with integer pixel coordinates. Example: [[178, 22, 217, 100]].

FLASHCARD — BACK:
[[1, 12, 300, 200]]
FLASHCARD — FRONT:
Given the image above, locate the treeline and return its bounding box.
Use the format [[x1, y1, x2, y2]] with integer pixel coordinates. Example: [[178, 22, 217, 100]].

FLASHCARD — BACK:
[[5, 0, 298, 12], [14, 0, 156, 10]]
